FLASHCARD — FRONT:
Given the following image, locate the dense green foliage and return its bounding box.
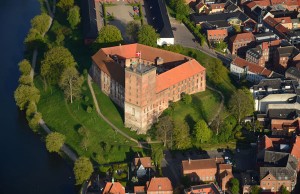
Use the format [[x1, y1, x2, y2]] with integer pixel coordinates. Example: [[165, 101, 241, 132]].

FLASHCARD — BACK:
[[93, 25, 123, 51], [14, 84, 40, 110], [229, 178, 240, 194], [193, 120, 212, 143], [67, 6, 80, 29], [28, 112, 42, 132], [18, 59, 32, 75], [46, 132, 66, 153], [169, 0, 189, 20], [138, 25, 159, 47], [173, 122, 192, 149], [59, 66, 84, 103], [41, 46, 76, 85], [57, 0, 74, 12], [126, 21, 140, 42], [182, 93, 192, 104], [73, 157, 94, 185], [30, 13, 51, 35], [156, 115, 173, 147], [18, 75, 33, 86]]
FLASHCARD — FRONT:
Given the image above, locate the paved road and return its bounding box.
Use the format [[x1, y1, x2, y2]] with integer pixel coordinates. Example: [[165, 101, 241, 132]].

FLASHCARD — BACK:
[[169, 17, 232, 65]]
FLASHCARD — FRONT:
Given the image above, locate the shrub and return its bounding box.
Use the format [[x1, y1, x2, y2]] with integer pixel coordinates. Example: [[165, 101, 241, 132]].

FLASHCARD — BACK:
[[86, 105, 93, 113]]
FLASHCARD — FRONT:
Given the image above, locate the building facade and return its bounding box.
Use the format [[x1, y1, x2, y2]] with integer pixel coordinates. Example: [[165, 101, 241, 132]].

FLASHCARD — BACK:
[[90, 44, 206, 134]]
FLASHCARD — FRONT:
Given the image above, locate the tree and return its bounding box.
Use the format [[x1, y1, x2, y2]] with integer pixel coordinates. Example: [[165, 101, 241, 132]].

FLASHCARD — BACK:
[[156, 115, 173, 147], [174, 0, 189, 20], [41, 46, 76, 85], [28, 112, 42, 132], [193, 120, 212, 143], [138, 25, 159, 47], [30, 13, 51, 35], [126, 21, 140, 42], [24, 28, 45, 50], [229, 89, 254, 123], [229, 178, 240, 194], [45, 132, 66, 153], [14, 85, 40, 110], [182, 93, 192, 104], [26, 101, 37, 118], [59, 66, 83, 103], [214, 40, 227, 52], [173, 122, 192, 150], [18, 59, 31, 75], [57, 0, 74, 12], [250, 185, 262, 194], [93, 25, 123, 51], [78, 127, 90, 151], [73, 157, 94, 185], [233, 25, 241, 33], [279, 186, 290, 194], [151, 144, 164, 169], [67, 6, 80, 29], [18, 75, 33, 86]]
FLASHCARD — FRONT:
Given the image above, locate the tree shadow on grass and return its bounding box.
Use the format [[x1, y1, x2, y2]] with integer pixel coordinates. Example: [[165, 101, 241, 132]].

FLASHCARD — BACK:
[[185, 114, 196, 133], [191, 95, 207, 122]]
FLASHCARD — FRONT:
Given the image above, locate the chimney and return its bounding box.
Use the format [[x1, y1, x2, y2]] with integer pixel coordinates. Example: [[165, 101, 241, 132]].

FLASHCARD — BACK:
[[156, 57, 164, 65], [188, 158, 191, 164], [281, 19, 285, 23]]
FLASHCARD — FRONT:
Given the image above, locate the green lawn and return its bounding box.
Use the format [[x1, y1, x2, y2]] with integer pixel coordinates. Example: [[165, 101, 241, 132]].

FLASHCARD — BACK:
[[35, 77, 142, 164], [172, 89, 222, 128], [92, 83, 147, 141]]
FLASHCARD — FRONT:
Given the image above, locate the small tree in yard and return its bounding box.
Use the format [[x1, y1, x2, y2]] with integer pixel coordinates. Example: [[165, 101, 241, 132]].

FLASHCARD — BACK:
[[45, 132, 66, 153], [59, 66, 84, 103], [57, 0, 74, 12], [151, 144, 164, 169], [229, 178, 240, 194], [18, 59, 31, 75], [173, 122, 192, 149], [73, 157, 94, 185], [93, 25, 123, 51], [126, 21, 140, 42], [193, 120, 212, 144], [78, 127, 90, 151], [279, 186, 290, 194], [156, 115, 173, 147], [250, 185, 262, 194], [182, 93, 192, 104]]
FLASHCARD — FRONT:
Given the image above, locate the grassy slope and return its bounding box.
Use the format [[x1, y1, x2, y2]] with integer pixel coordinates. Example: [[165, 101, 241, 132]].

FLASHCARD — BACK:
[[172, 89, 222, 127], [35, 77, 142, 163]]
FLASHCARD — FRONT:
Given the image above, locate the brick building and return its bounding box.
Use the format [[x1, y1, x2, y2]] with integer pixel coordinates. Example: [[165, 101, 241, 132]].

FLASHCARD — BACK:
[[103, 181, 125, 194], [246, 47, 265, 67], [229, 32, 255, 56], [184, 183, 222, 194], [274, 46, 300, 72], [207, 29, 228, 43], [90, 44, 206, 134], [134, 177, 173, 194], [182, 158, 218, 182], [217, 164, 233, 191]]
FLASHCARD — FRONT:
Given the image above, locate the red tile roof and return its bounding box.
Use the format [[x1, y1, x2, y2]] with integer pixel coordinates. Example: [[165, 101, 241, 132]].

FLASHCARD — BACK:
[[134, 186, 145, 193], [210, 3, 225, 9], [291, 135, 300, 160], [156, 59, 205, 92], [182, 158, 217, 171], [196, 2, 206, 9], [254, 0, 271, 7], [103, 182, 125, 194], [232, 57, 273, 77], [147, 177, 173, 192], [230, 32, 255, 43], [274, 17, 292, 24], [134, 157, 152, 168], [207, 29, 228, 38], [244, 1, 258, 9]]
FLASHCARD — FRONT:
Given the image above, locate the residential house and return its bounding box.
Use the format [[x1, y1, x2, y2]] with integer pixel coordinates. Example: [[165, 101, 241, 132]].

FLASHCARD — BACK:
[[254, 32, 278, 43], [195, 2, 209, 14], [184, 183, 223, 194], [274, 17, 293, 30], [207, 29, 228, 43], [229, 32, 255, 56], [134, 177, 173, 194], [286, 67, 300, 83], [274, 46, 300, 72], [224, 0, 239, 13], [259, 151, 298, 192], [246, 47, 265, 67], [271, 118, 300, 136], [230, 57, 273, 83], [208, 3, 225, 14], [133, 157, 153, 178], [270, 0, 299, 11], [103, 181, 125, 194], [291, 19, 300, 29], [250, 79, 299, 112], [217, 164, 233, 191], [182, 158, 217, 182]]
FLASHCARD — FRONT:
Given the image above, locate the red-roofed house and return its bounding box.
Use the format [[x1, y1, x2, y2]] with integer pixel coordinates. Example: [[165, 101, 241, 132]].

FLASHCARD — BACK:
[[90, 44, 206, 134], [207, 29, 228, 43], [184, 183, 222, 194], [133, 157, 153, 178], [271, 118, 300, 136], [208, 3, 225, 14], [182, 159, 217, 182], [103, 181, 125, 194], [230, 57, 273, 83], [291, 136, 300, 169], [134, 177, 173, 194], [229, 32, 255, 55], [217, 164, 234, 191], [195, 2, 209, 14], [274, 17, 293, 30]]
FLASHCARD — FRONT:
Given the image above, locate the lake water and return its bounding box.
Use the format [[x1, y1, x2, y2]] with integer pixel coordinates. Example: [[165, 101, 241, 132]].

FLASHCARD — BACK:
[[0, 0, 76, 193]]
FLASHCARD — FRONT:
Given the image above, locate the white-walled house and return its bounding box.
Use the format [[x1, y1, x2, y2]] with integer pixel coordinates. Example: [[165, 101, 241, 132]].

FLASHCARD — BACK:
[[230, 57, 273, 83]]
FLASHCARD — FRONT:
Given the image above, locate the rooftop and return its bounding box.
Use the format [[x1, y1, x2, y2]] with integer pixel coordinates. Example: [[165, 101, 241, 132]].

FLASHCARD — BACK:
[[191, 10, 249, 24], [286, 67, 300, 79], [207, 29, 228, 37], [230, 32, 255, 43], [184, 183, 222, 194], [277, 46, 299, 57], [147, 177, 173, 192], [182, 158, 216, 171], [134, 157, 152, 168], [103, 182, 125, 194]]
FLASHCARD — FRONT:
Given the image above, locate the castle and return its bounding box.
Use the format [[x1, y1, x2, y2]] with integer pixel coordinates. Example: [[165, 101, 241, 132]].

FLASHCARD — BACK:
[[90, 44, 206, 134]]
